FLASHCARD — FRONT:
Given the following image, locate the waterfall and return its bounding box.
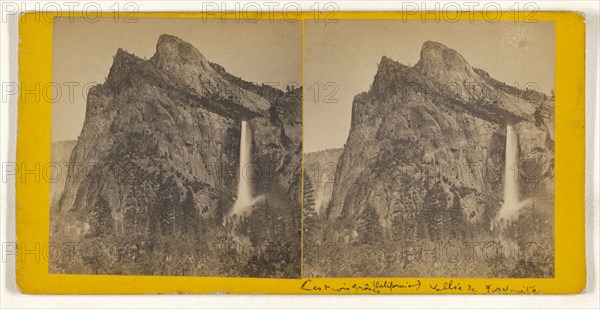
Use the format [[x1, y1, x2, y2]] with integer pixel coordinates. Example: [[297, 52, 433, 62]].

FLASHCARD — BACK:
[[228, 120, 264, 219], [494, 125, 531, 225]]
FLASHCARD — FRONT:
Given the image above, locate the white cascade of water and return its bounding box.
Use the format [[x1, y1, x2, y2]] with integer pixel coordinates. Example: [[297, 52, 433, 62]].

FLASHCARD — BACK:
[[494, 125, 531, 225], [228, 120, 264, 218]]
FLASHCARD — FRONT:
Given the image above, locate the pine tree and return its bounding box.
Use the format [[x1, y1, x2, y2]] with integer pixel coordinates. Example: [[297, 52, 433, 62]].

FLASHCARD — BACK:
[[181, 189, 198, 235], [157, 176, 180, 236], [391, 201, 404, 241], [303, 173, 317, 220], [356, 205, 382, 245], [390, 189, 419, 242], [423, 181, 447, 241], [449, 191, 466, 240], [303, 173, 319, 251], [88, 196, 113, 238], [124, 179, 151, 236]]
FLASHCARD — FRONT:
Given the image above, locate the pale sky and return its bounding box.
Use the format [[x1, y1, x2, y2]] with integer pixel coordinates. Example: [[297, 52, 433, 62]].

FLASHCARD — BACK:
[[304, 20, 555, 153], [52, 17, 302, 142]]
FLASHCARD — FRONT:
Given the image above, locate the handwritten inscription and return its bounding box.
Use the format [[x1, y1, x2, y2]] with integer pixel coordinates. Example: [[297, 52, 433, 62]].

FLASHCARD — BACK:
[[430, 280, 463, 292], [301, 279, 422, 294], [485, 284, 538, 294], [300, 279, 539, 294]]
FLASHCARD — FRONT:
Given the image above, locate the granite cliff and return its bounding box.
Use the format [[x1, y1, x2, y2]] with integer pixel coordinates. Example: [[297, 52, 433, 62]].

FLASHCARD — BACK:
[[51, 34, 301, 277], [329, 41, 553, 226], [308, 41, 554, 278]]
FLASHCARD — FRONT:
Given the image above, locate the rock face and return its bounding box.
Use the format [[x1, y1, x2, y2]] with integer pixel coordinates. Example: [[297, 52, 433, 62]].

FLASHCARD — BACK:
[[321, 42, 554, 277], [51, 34, 301, 277]]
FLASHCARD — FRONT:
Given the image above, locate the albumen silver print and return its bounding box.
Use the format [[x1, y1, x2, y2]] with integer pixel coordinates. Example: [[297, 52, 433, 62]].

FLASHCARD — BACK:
[[50, 18, 302, 278], [49, 17, 556, 280], [302, 20, 555, 278]]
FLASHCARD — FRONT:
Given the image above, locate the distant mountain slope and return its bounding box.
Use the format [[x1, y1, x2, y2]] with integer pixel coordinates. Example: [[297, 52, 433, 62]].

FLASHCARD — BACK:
[[50, 140, 77, 207], [304, 148, 343, 214]]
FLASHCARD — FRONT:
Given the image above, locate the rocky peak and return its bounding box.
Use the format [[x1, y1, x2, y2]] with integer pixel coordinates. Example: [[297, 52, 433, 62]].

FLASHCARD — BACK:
[[370, 42, 479, 100], [378, 55, 399, 69], [151, 34, 210, 70], [375, 55, 411, 77], [370, 55, 411, 97], [105, 48, 145, 87], [100, 34, 272, 119], [415, 41, 477, 79], [369, 41, 539, 123], [114, 48, 142, 64]]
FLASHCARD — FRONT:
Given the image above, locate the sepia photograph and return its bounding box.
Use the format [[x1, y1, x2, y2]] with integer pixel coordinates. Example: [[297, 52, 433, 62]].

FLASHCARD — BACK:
[[49, 18, 303, 278], [8, 1, 594, 301], [303, 20, 555, 278]]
